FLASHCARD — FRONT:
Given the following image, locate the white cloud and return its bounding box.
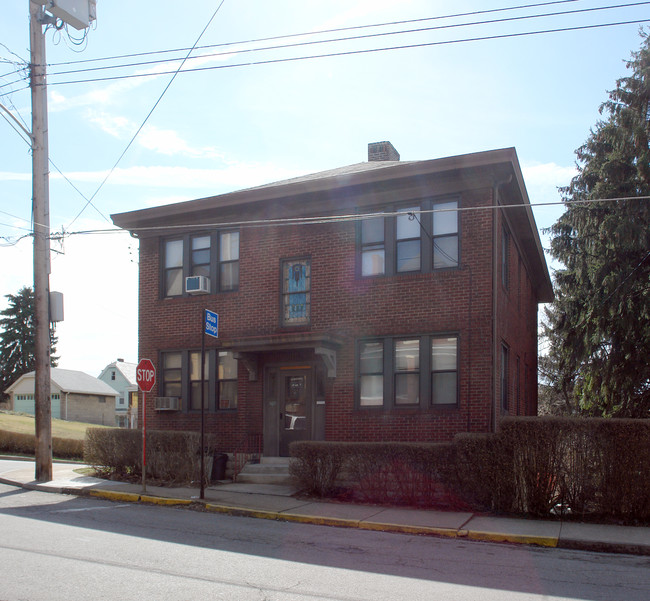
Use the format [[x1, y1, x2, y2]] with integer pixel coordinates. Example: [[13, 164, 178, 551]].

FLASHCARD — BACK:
[[137, 124, 225, 159]]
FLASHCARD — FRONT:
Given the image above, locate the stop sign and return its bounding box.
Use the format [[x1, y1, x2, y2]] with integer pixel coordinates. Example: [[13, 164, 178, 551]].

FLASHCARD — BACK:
[[136, 358, 156, 393]]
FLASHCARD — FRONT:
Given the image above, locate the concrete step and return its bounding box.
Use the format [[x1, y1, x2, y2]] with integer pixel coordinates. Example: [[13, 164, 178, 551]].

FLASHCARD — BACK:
[[235, 457, 293, 485]]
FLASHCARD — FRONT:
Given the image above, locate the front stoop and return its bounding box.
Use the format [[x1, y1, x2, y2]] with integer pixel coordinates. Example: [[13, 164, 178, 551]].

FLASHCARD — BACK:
[[235, 457, 293, 485]]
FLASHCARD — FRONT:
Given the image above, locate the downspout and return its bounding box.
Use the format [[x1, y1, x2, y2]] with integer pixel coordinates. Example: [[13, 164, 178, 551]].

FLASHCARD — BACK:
[[491, 174, 512, 432], [65, 392, 69, 421]]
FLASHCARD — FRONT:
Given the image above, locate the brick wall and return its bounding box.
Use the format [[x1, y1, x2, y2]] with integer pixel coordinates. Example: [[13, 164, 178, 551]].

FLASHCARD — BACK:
[[137, 184, 541, 449]]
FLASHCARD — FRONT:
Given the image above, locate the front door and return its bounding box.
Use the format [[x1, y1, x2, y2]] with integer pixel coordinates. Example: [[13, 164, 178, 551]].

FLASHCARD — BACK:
[[263, 366, 314, 457], [279, 371, 311, 456]]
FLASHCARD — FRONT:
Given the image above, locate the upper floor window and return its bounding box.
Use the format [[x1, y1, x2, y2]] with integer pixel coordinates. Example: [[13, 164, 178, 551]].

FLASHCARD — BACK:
[[358, 198, 459, 277], [432, 200, 459, 269], [361, 215, 385, 276], [282, 258, 310, 326], [502, 227, 510, 289], [396, 208, 421, 272], [162, 230, 239, 297]]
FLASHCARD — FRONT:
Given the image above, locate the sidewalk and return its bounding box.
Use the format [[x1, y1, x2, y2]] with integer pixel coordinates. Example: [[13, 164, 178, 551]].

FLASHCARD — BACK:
[[1, 457, 648, 556]]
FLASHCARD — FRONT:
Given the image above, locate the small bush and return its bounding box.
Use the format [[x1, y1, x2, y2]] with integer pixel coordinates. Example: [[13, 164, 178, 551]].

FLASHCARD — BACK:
[[290, 441, 346, 496]]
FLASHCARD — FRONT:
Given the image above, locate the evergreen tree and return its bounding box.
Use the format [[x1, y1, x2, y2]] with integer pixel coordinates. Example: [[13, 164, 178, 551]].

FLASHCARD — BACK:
[[544, 31, 650, 417], [0, 286, 58, 400]]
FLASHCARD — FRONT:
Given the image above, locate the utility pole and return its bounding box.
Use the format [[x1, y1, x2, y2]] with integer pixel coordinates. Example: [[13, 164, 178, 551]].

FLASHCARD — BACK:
[[30, 0, 52, 482]]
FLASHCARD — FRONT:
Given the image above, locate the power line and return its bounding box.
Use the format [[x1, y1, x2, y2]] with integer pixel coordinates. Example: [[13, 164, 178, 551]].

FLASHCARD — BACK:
[[44, 17, 650, 88], [66, 1, 228, 229], [54, 195, 650, 238], [45, 2, 648, 80], [47, 0, 581, 68]]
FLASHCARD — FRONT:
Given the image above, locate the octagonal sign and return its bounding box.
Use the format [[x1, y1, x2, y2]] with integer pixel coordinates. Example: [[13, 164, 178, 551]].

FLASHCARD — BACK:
[[136, 358, 156, 393]]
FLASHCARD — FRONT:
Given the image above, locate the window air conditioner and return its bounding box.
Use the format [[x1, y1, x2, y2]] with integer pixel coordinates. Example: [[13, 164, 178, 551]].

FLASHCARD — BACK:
[[185, 275, 210, 294], [154, 397, 180, 411]]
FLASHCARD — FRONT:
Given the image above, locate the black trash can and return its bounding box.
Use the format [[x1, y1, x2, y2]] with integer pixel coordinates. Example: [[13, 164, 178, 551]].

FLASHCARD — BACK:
[[211, 453, 228, 482]]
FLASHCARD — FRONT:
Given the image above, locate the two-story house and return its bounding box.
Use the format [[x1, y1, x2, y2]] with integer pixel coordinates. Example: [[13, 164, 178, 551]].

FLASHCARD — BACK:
[[112, 143, 553, 457], [97, 359, 138, 428]]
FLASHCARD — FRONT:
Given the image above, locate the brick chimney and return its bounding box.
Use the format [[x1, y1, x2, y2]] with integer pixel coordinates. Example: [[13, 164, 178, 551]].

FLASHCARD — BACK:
[[368, 141, 400, 162]]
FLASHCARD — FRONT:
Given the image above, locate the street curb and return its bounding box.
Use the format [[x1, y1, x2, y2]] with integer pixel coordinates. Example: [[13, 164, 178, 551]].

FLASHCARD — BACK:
[[89, 489, 192, 506], [466, 530, 558, 548], [2, 475, 648, 555]]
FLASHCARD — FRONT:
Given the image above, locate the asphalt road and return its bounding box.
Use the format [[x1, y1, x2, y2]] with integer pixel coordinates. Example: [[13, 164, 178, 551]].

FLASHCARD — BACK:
[[0, 483, 648, 601]]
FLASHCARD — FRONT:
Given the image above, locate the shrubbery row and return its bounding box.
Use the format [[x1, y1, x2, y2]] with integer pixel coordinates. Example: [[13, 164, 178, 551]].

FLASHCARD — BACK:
[[0, 430, 84, 459], [290, 417, 650, 523], [84, 428, 221, 485]]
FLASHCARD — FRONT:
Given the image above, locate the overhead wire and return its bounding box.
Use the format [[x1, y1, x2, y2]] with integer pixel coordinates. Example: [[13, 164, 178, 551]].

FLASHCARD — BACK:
[[44, 1, 649, 80], [47, 0, 581, 68], [44, 17, 650, 87], [65, 0, 229, 230], [55, 195, 650, 238]]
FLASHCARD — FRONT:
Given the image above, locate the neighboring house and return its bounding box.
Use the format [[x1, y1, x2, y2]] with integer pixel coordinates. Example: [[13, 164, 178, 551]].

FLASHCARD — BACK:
[[111, 143, 553, 457], [5, 368, 118, 426], [97, 359, 138, 428]]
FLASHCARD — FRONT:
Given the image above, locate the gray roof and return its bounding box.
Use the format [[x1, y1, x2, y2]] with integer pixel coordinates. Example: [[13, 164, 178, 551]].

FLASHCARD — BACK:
[[238, 160, 413, 193], [6, 368, 119, 396]]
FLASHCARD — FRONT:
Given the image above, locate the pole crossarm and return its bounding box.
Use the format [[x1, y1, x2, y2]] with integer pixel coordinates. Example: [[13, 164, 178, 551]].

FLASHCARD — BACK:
[[0, 101, 33, 144]]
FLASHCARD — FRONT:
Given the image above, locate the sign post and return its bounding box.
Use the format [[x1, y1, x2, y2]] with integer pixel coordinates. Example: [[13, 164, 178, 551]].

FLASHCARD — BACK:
[[136, 358, 156, 492], [200, 309, 219, 499]]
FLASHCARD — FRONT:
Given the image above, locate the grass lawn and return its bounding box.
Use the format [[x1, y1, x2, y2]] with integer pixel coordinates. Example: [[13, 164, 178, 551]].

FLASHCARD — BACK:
[[0, 410, 112, 441]]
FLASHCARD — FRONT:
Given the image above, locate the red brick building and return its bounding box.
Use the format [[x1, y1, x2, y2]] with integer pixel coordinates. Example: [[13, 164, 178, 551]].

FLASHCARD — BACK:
[[112, 143, 553, 457]]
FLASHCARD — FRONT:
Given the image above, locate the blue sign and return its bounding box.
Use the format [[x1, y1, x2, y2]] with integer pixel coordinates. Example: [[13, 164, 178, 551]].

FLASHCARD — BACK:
[[204, 309, 219, 338]]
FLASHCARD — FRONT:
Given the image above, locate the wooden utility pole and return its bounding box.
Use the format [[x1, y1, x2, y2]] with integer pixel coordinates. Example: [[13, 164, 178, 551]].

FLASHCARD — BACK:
[[30, 1, 52, 482]]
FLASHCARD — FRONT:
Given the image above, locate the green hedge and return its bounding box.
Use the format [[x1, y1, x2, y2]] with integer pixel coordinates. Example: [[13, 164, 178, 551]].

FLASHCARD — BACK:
[[290, 417, 650, 523], [84, 428, 222, 485], [0, 429, 84, 459]]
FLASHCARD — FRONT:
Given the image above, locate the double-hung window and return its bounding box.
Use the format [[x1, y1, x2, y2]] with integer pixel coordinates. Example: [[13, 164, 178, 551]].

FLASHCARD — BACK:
[[432, 200, 459, 269], [164, 240, 184, 296], [360, 215, 385, 276], [431, 336, 458, 405], [358, 198, 459, 277], [357, 335, 459, 409], [189, 351, 209, 411], [359, 340, 384, 406], [394, 338, 420, 404], [162, 352, 182, 398], [501, 343, 510, 411], [162, 230, 239, 297], [396, 208, 421, 272], [160, 350, 238, 411]]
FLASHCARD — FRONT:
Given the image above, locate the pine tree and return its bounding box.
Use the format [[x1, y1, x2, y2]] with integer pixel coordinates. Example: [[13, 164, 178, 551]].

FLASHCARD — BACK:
[[544, 31, 650, 417], [0, 286, 58, 400]]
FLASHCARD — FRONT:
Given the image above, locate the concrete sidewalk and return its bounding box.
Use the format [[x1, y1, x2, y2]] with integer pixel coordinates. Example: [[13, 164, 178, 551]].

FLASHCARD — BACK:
[[1, 458, 648, 556]]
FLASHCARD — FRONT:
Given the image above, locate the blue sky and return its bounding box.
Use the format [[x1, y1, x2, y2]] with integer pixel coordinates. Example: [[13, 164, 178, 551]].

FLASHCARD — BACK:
[[1, 0, 648, 375]]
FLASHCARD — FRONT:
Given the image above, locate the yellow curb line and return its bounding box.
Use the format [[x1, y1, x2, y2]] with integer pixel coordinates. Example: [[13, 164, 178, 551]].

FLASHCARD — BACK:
[[467, 530, 558, 548], [90, 490, 141, 503], [139, 495, 192, 506], [89, 489, 192, 506]]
